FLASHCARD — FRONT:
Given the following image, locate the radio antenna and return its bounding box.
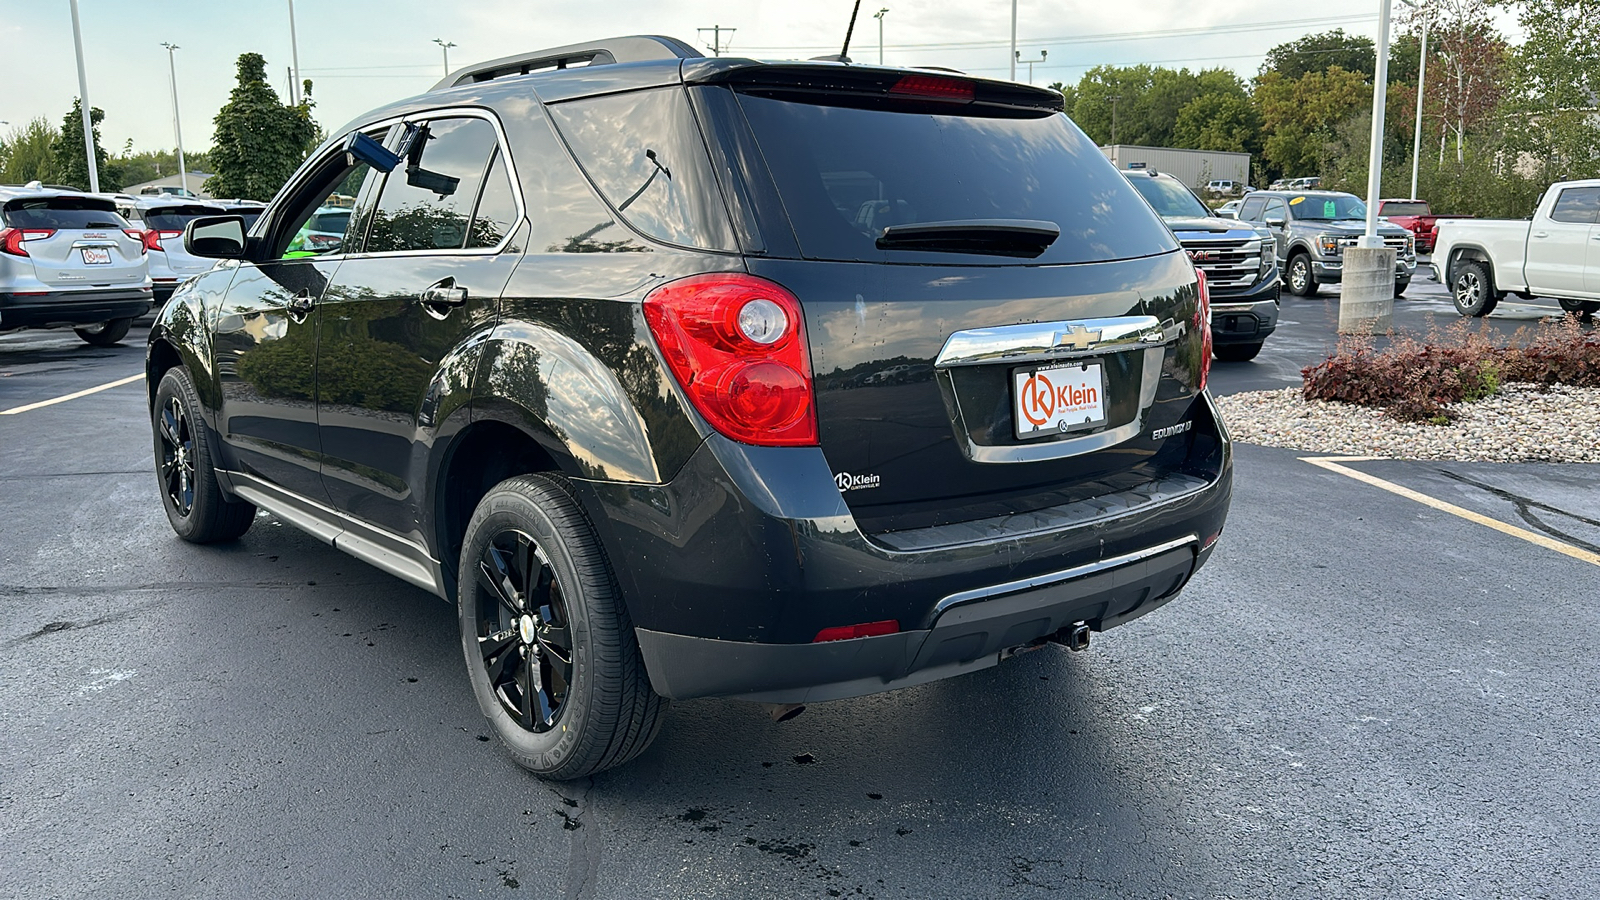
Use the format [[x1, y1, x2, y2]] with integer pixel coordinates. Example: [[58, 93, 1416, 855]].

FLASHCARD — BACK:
[[839, 0, 862, 63]]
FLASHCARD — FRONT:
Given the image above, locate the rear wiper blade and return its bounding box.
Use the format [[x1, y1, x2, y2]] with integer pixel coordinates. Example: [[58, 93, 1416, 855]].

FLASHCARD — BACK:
[[877, 218, 1060, 258]]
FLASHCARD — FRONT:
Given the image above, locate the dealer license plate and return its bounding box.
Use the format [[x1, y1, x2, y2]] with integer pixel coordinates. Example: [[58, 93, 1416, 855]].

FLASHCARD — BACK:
[[1013, 362, 1107, 440], [80, 247, 111, 265]]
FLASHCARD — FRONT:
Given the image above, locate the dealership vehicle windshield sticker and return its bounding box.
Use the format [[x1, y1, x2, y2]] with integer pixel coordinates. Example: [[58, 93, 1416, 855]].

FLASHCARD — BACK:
[[835, 472, 881, 492], [1289, 196, 1305, 205], [1152, 420, 1193, 440], [1323, 200, 1337, 217]]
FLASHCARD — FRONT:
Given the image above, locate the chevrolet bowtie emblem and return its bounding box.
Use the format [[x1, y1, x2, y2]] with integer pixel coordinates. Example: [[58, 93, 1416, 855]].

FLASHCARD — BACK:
[[1053, 324, 1103, 351]]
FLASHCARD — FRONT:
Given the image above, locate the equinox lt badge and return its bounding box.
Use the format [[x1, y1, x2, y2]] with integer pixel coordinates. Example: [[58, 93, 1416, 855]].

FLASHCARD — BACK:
[[1152, 420, 1193, 440]]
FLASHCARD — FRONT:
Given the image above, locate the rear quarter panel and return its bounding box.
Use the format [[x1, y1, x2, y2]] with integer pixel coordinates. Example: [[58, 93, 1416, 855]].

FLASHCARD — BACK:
[[1437, 219, 1534, 291]]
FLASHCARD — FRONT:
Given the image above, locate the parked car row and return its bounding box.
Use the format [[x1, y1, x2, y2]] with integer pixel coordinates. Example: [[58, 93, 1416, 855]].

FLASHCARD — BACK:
[[0, 182, 261, 344]]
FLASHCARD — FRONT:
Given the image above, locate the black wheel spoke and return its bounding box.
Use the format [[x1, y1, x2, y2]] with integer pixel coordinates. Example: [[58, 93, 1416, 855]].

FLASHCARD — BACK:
[[537, 622, 572, 665], [485, 641, 521, 687], [520, 651, 539, 729], [478, 628, 518, 664], [531, 648, 558, 727], [471, 526, 575, 735], [478, 544, 522, 613], [159, 407, 181, 446]]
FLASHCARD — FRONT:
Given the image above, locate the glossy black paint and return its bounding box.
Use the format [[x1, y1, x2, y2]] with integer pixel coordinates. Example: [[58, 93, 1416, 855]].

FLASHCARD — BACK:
[[146, 52, 1232, 706]]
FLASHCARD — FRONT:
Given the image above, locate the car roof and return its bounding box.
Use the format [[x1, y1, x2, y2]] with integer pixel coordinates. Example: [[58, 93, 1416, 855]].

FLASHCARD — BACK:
[[125, 196, 225, 209], [0, 186, 97, 203]]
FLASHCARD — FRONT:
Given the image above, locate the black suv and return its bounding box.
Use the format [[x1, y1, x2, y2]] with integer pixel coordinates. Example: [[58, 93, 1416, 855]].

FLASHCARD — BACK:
[[147, 36, 1232, 779], [1121, 168, 1280, 362]]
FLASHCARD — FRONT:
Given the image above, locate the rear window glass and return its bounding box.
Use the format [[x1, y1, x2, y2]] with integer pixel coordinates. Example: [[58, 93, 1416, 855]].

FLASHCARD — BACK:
[[1381, 201, 1430, 216], [547, 87, 736, 252], [143, 205, 224, 231], [1127, 175, 1211, 219], [733, 94, 1177, 264], [1550, 187, 1600, 224], [4, 197, 127, 230]]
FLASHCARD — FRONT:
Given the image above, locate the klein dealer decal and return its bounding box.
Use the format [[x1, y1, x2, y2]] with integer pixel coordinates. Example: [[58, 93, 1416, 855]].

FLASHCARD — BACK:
[[835, 472, 881, 492], [1019, 369, 1100, 428]]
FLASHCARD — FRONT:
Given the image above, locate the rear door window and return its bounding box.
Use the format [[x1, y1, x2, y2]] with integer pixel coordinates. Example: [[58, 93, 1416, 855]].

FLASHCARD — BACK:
[[1550, 187, 1600, 224], [364, 117, 502, 253], [1238, 196, 1267, 221], [730, 92, 1177, 264]]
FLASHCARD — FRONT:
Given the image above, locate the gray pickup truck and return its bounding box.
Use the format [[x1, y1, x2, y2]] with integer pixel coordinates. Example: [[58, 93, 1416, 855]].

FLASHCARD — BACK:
[[1235, 190, 1416, 298]]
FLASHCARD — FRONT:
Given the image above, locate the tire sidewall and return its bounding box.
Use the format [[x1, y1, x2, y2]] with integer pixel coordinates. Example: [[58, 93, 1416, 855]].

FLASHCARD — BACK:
[[1287, 255, 1313, 296], [458, 483, 597, 775], [1453, 262, 1492, 316], [152, 369, 212, 540]]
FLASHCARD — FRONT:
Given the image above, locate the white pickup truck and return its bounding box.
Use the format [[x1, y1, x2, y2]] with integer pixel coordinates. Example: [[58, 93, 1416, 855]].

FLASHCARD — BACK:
[[1432, 178, 1600, 317]]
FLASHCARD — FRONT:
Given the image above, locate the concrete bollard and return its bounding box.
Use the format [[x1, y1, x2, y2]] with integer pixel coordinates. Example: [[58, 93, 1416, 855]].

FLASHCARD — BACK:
[[1338, 247, 1397, 334]]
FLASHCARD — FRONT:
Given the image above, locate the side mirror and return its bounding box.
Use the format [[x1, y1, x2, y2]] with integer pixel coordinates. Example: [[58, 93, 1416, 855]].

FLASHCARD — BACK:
[[343, 131, 400, 174], [1264, 215, 1285, 228], [184, 215, 248, 259]]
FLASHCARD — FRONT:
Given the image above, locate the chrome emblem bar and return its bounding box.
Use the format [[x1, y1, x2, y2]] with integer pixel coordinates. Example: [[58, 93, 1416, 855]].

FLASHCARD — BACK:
[[935, 315, 1165, 368]]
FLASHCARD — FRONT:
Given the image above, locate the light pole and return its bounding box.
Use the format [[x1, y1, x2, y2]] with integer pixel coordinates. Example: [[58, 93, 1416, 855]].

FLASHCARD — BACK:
[[68, 0, 99, 193], [434, 38, 456, 77], [1016, 49, 1047, 85], [1400, 0, 1429, 200], [1340, 0, 1397, 335], [287, 0, 302, 105], [1360, 0, 1394, 248], [1009, 0, 1018, 81], [161, 43, 189, 196], [873, 8, 888, 65]]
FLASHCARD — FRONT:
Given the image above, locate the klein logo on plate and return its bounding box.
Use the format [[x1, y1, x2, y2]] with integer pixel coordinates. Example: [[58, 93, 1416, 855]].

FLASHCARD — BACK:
[[835, 472, 881, 492], [1014, 363, 1107, 440]]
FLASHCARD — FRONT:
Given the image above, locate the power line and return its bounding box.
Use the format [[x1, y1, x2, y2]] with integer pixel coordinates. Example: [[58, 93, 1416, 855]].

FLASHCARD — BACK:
[[738, 13, 1376, 53]]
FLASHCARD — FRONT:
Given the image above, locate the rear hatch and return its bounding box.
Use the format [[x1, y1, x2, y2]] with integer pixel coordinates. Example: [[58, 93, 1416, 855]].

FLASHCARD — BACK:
[[685, 66, 1207, 533], [143, 203, 227, 274], [2, 195, 146, 290]]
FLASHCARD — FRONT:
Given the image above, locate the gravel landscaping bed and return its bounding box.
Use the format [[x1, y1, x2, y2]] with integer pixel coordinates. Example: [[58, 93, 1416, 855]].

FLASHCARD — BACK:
[[1214, 384, 1600, 463]]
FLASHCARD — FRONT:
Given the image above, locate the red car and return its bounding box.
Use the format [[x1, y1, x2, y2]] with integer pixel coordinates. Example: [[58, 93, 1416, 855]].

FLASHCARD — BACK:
[[1378, 199, 1471, 254]]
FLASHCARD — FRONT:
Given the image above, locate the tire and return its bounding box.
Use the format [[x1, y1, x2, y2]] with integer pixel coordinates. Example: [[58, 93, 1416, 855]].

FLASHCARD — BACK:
[[1451, 260, 1500, 317], [458, 473, 666, 780], [1214, 342, 1263, 362], [1286, 253, 1318, 297], [1394, 279, 1410, 298], [1557, 298, 1600, 315], [152, 368, 257, 543], [74, 317, 132, 346]]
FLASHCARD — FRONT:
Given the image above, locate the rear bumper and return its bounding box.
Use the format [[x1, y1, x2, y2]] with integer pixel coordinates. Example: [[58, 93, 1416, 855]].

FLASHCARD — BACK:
[[0, 287, 154, 331], [577, 393, 1232, 702]]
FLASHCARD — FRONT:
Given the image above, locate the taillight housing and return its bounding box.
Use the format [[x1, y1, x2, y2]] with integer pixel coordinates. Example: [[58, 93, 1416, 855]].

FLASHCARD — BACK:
[[124, 229, 147, 253], [143, 230, 181, 253], [1194, 268, 1212, 390], [643, 273, 818, 447], [889, 74, 975, 103], [0, 227, 55, 256]]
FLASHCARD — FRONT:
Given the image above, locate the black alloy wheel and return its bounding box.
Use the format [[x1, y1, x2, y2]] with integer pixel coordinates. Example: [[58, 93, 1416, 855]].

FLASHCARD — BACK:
[[157, 395, 197, 517], [474, 529, 574, 733]]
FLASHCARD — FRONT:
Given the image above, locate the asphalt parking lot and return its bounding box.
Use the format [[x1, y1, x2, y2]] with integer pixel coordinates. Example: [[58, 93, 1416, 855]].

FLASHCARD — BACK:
[[3, 276, 1598, 899]]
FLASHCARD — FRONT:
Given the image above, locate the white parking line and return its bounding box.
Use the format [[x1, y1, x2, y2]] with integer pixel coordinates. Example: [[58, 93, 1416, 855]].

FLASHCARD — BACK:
[[0, 373, 143, 416], [1301, 455, 1600, 568]]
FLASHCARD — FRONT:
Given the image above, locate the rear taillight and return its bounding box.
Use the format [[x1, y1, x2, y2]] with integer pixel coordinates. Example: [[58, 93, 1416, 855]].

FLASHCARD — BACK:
[[0, 227, 56, 256], [643, 273, 818, 447], [1195, 268, 1212, 390], [143, 230, 181, 253], [889, 74, 975, 102], [124, 229, 147, 253]]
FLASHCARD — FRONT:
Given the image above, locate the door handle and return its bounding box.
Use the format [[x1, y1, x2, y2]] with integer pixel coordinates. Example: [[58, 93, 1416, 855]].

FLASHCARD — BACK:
[[286, 290, 315, 318], [420, 281, 468, 306], [1532, 231, 1548, 239]]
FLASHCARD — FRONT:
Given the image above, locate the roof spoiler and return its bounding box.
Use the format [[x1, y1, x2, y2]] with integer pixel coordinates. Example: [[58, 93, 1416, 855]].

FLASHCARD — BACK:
[[430, 35, 703, 91]]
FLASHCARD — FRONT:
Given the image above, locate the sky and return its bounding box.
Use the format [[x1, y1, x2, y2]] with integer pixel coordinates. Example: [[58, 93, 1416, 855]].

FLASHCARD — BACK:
[[0, 0, 1522, 162]]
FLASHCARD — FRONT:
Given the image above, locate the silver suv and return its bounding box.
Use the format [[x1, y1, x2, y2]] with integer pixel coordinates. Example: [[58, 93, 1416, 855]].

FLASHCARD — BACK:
[[114, 197, 227, 302], [0, 187, 152, 345]]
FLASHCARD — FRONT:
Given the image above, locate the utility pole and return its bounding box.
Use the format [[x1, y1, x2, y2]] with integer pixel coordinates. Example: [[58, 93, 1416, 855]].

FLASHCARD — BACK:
[[1016, 49, 1046, 85], [286, 0, 302, 105], [1400, 0, 1428, 199], [68, 0, 99, 193], [434, 38, 456, 76], [1109, 95, 1120, 145], [161, 43, 189, 196], [1341, 0, 1397, 335], [873, 8, 888, 65], [697, 25, 735, 56], [1009, 0, 1018, 80]]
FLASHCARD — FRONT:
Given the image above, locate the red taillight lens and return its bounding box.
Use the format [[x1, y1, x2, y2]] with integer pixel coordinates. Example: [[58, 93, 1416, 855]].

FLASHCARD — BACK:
[[1195, 268, 1212, 391], [813, 620, 900, 643], [889, 74, 975, 102], [643, 273, 818, 447], [142, 230, 166, 253], [124, 229, 147, 253], [0, 227, 55, 256]]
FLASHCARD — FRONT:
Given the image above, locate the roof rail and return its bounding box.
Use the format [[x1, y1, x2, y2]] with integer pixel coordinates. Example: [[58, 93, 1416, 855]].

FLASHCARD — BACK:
[[430, 35, 704, 91]]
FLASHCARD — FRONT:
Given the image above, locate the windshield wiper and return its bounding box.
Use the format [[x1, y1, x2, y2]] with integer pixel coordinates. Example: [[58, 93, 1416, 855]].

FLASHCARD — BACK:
[[877, 218, 1060, 258]]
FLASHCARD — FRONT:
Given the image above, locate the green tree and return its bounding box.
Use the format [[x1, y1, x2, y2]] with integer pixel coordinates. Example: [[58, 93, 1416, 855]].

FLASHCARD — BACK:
[[206, 52, 318, 201], [0, 118, 60, 184], [1067, 65, 1241, 147], [1261, 29, 1375, 79], [48, 99, 111, 191], [1492, 0, 1600, 177], [1253, 66, 1370, 180], [1174, 93, 1261, 154]]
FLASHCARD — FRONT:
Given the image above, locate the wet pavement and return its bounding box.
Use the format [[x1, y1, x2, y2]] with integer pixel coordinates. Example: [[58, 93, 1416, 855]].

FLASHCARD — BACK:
[[3, 304, 1598, 899]]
